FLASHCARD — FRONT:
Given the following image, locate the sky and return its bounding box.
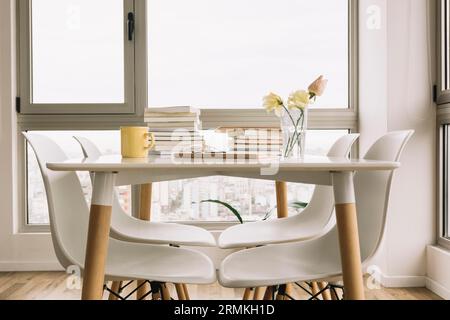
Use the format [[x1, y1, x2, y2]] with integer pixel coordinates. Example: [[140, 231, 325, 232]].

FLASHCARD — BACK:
[[147, 0, 349, 109], [31, 0, 349, 109]]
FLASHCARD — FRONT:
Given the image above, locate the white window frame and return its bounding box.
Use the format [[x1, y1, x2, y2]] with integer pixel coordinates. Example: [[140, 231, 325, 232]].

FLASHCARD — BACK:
[[437, 0, 450, 250], [17, 0, 359, 231]]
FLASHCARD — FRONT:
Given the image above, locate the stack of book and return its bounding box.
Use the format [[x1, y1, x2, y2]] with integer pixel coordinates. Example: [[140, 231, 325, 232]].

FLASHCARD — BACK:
[[152, 130, 204, 154], [220, 128, 283, 156], [145, 106, 201, 131]]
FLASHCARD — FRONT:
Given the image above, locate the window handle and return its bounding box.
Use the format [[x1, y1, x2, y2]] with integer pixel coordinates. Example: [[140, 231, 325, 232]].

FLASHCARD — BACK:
[[127, 12, 135, 41]]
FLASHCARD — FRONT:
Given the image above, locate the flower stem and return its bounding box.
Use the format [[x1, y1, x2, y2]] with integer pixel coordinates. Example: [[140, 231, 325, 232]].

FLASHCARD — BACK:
[[283, 109, 306, 157]]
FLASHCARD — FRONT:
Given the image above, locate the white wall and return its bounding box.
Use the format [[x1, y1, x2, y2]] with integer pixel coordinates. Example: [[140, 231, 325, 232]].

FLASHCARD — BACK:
[[0, 0, 60, 271], [385, 0, 436, 282], [360, 0, 437, 286]]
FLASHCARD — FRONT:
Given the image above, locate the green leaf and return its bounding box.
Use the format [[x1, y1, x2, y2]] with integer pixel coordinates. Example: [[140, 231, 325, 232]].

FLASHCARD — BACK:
[[262, 206, 276, 221], [201, 200, 244, 224], [291, 201, 308, 210]]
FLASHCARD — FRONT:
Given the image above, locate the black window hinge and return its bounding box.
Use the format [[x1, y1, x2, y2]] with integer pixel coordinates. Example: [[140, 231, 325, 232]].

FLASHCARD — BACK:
[[16, 97, 21, 113], [433, 85, 438, 103]]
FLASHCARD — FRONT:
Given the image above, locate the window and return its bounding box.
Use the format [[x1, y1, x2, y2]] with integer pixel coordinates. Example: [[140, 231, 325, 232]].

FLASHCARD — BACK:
[[148, 0, 349, 109], [18, 0, 137, 114], [438, 0, 450, 248], [152, 130, 348, 222], [26, 130, 347, 225], [18, 0, 358, 229]]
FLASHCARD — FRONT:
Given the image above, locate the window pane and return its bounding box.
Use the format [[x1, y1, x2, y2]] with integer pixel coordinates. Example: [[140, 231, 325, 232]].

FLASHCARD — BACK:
[[31, 0, 125, 104], [26, 131, 131, 225], [444, 0, 450, 91], [152, 130, 349, 222], [148, 0, 349, 109], [444, 125, 450, 239], [26, 130, 348, 224]]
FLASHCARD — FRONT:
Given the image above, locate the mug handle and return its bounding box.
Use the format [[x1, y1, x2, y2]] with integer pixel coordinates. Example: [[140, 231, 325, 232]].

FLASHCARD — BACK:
[[144, 132, 156, 150]]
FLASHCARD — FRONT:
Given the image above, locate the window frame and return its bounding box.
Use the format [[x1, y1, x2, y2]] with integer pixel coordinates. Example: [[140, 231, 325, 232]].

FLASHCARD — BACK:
[[17, 0, 147, 115], [437, 0, 450, 250], [186, 0, 359, 130], [17, 0, 359, 231]]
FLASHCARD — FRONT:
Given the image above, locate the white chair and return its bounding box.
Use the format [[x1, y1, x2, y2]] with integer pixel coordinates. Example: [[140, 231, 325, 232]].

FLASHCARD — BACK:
[[24, 133, 216, 299], [73, 136, 216, 247], [218, 131, 413, 293], [218, 134, 360, 249]]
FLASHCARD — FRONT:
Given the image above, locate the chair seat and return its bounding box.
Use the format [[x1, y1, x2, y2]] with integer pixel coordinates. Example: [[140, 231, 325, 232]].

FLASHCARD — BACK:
[[219, 229, 342, 288], [111, 215, 217, 247], [218, 214, 335, 249], [103, 239, 216, 284]]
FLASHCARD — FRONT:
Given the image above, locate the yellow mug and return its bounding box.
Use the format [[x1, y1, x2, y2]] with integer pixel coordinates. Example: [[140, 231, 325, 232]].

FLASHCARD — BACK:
[[121, 127, 155, 158]]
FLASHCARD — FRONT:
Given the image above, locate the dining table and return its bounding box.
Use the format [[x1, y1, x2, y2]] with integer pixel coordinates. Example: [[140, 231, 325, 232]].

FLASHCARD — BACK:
[[46, 154, 400, 300]]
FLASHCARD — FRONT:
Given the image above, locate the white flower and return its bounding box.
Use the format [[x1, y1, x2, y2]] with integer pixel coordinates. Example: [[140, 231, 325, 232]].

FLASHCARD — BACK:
[[288, 90, 310, 110], [263, 92, 284, 116]]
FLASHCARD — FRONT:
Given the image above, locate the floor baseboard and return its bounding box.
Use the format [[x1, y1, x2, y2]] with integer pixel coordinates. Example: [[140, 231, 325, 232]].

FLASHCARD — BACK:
[[0, 261, 63, 272], [380, 274, 426, 288], [426, 278, 450, 300]]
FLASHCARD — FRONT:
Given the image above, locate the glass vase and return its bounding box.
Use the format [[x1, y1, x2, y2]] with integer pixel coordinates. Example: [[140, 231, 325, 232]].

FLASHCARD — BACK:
[[281, 108, 308, 159]]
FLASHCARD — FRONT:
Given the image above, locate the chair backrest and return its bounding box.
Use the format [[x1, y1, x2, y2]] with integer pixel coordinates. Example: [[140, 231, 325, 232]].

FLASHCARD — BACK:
[[24, 133, 88, 269], [73, 136, 102, 159], [295, 134, 360, 228], [356, 130, 414, 261]]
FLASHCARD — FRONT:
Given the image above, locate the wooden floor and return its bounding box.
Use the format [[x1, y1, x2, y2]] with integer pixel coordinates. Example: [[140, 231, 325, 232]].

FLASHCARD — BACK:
[[0, 272, 441, 300]]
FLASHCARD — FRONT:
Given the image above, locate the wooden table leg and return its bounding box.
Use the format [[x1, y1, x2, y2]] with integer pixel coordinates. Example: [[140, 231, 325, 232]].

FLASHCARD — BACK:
[[82, 173, 116, 300], [275, 181, 288, 218], [332, 172, 365, 300], [137, 183, 153, 300], [275, 182, 294, 299]]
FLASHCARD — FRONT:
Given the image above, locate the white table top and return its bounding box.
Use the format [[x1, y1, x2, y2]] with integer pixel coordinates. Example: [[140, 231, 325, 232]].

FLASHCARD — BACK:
[[47, 154, 400, 172]]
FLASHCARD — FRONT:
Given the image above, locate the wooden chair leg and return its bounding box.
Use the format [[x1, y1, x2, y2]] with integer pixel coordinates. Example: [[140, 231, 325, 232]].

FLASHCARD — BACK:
[[311, 282, 321, 299], [318, 282, 332, 300], [330, 287, 340, 300], [161, 283, 171, 300], [150, 282, 162, 300], [243, 288, 253, 300], [275, 284, 293, 300], [276, 285, 286, 300], [176, 284, 187, 300], [253, 287, 265, 300], [108, 281, 123, 300], [263, 287, 275, 300], [182, 284, 190, 300], [137, 281, 150, 300]]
